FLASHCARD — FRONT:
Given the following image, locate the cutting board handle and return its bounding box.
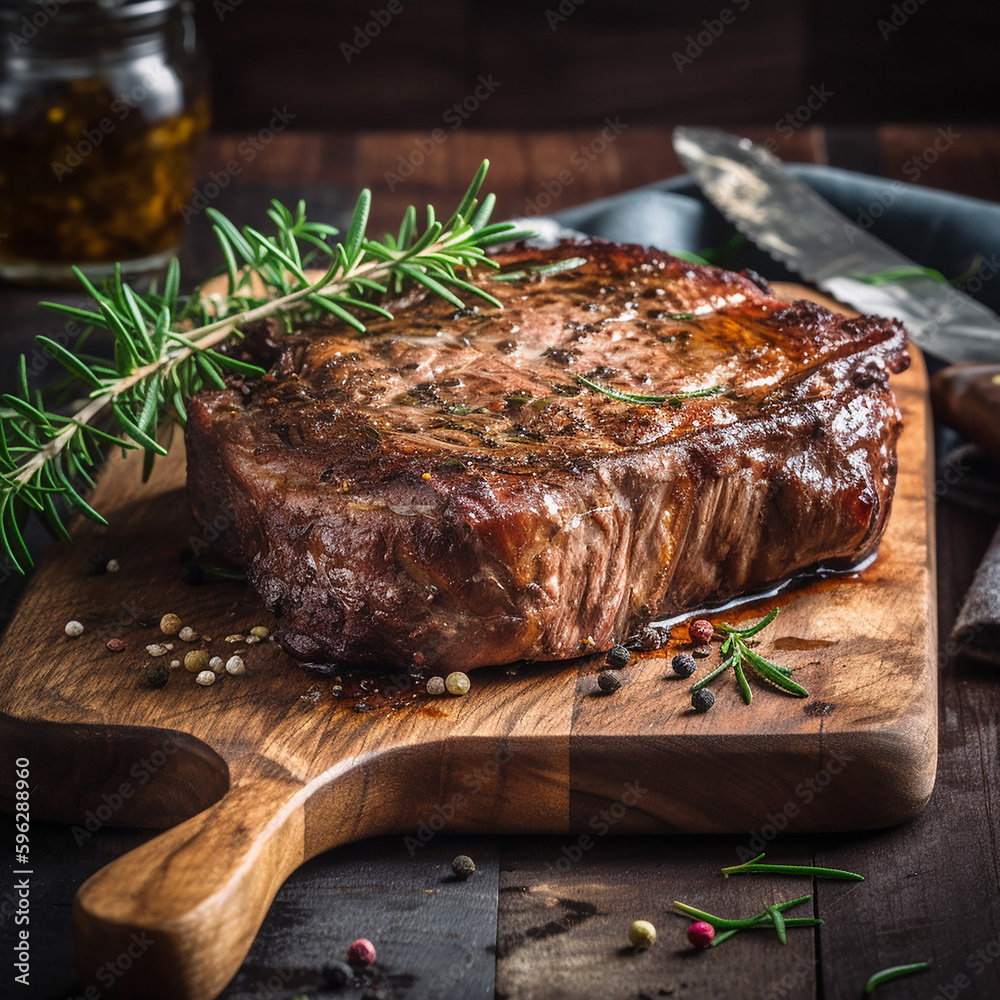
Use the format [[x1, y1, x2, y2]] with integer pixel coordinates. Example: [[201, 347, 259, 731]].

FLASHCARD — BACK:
[[73, 763, 341, 1000]]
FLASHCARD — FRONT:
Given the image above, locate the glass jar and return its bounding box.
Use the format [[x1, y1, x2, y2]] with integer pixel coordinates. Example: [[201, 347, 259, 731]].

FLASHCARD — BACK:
[[0, 0, 209, 284]]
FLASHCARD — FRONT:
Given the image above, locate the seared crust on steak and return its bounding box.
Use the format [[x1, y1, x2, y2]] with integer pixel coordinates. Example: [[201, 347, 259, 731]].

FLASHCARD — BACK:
[[186, 241, 909, 670]]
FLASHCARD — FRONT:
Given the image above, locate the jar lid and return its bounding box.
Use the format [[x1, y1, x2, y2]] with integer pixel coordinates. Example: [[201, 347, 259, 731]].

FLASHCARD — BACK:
[[0, 0, 189, 42]]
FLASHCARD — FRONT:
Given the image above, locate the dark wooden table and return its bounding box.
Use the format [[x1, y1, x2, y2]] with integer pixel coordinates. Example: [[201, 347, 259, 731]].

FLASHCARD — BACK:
[[1, 126, 998, 1000]]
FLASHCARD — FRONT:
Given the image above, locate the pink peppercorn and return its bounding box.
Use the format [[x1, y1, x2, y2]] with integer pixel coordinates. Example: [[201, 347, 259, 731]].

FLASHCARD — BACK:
[[687, 920, 715, 948], [688, 619, 714, 645], [347, 938, 376, 967], [106, 638, 125, 652]]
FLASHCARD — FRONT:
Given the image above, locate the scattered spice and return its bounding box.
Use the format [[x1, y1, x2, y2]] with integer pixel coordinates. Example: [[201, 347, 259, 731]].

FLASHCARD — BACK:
[[426, 676, 446, 696], [169, 659, 181, 668], [639, 626, 663, 650], [672, 894, 820, 947], [184, 649, 209, 673], [106, 638, 125, 652], [688, 619, 714, 644], [597, 669, 625, 694], [225, 633, 243, 643], [347, 938, 376, 967], [246, 635, 261, 645], [146, 644, 168, 657], [451, 855, 476, 879], [606, 644, 631, 668], [322, 962, 354, 990], [225, 655, 245, 676], [686, 921, 715, 949], [64, 620, 84, 637], [671, 653, 697, 678], [195, 670, 216, 686], [160, 613, 182, 635], [250, 625, 270, 639], [627, 919, 657, 949], [106, 558, 120, 573], [445, 671, 470, 696], [209, 656, 225, 672], [865, 963, 930, 995], [145, 663, 169, 688], [691, 689, 715, 713], [178, 626, 198, 642]]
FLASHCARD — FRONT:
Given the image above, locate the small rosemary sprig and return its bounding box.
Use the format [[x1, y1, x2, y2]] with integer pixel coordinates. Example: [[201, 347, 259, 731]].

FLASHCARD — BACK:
[[864, 963, 930, 994], [0, 161, 530, 572], [673, 894, 820, 948], [690, 607, 809, 704], [721, 852, 864, 881], [489, 256, 588, 282], [574, 375, 723, 407]]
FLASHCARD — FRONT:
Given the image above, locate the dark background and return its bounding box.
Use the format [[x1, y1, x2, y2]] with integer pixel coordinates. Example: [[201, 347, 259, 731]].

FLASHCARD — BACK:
[[196, 0, 999, 132]]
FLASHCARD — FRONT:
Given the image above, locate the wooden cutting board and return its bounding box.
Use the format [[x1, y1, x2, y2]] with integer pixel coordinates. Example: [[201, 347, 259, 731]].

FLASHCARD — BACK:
[[0, 286, 936, 1000]]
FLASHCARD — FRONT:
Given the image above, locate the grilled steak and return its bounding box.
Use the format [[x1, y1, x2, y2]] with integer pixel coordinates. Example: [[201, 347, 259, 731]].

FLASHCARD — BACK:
[[186, 242, 909, 671]]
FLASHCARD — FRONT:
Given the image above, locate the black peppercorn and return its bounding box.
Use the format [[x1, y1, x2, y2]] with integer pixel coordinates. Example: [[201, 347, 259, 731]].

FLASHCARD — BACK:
[[452, 854, 476, 879], [597, 669, 625, 693], [322, 961, 354, 989], [181, 563, 204, 585], [691, 688, 715, 713], [606, 644, 631, 668], [671, 653, 697, 678], [146, 663, 169, 689], [87, 550, 109, 575]]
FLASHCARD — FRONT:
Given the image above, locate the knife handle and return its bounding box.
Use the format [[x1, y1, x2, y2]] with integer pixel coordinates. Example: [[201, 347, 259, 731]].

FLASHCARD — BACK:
[[931, 363, 1000, 465]]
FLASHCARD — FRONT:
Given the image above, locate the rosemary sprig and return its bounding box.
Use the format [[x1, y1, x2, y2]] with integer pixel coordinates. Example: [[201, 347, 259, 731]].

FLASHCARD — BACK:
[[0, 162, 531, 572], [574, 375, 724, 407], [489, 256, 588, 282], [721, 852, 864, 880], [673, 894, 821, 947], [864, 962, 930, 994], [690, 607, 810, 704]]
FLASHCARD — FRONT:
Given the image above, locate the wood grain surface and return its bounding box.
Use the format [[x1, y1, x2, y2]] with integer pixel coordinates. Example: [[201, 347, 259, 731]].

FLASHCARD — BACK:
[[0, 279, 933, 998]]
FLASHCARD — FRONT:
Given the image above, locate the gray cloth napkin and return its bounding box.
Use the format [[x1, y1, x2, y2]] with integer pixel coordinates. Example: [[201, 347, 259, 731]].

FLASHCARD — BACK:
[[542, 166, 1000, 666]]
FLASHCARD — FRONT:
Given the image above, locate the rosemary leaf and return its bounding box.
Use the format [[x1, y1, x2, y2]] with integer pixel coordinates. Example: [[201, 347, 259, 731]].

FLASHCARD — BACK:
[[865, 962, 931, 994], [574, 375, 723, 407]]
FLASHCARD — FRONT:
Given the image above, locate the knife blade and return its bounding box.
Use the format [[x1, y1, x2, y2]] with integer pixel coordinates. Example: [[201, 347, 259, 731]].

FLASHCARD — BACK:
[[672, 126, 1000, 363]]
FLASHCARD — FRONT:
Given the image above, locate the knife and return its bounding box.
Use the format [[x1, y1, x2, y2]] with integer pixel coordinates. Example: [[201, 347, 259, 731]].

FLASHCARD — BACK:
[[672, 127, 1000, 363]]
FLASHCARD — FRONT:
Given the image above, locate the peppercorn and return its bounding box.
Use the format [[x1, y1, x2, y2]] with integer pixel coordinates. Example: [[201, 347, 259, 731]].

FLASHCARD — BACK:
[[639, 626, 663, 651], [106, 559, 120, 573], [146, 663, 169, 689], [445, 671, 470, 696], [225, 655, 245, 676], [451, 855, 476, 879], [597, 669, 624, 694], [628, 919, 657, 949], [106, 638, 125, 652], [250, 625, 270, 639], [184, 649, 210, 673], [692, 645, 712, 658], [687, 920, 715, 948], [322, 961, 354, 989], [195, 670, 216, 686], [146, 644, 168, 657], [606, 644, 630, 668], [181, 563, 204, 585], [347, 938, 376, 967], [178, 626, 198, 642], [426, 676, 445, 696], [64, 620, 84, 637], [209, 656, 225, 673], [160, 613, 182, 635], [691, 688, 715, 713], [688, 619, 714, 645], [671, 653, 697, 678]]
